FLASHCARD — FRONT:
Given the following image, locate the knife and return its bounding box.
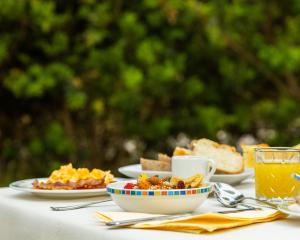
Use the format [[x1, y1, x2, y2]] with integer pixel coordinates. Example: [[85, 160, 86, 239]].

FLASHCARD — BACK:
[[105, 207, 261, 227]]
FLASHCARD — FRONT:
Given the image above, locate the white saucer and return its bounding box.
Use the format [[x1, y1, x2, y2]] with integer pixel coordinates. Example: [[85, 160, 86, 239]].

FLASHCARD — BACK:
[[278, 203, 300, 217], [211, 169, 254, 185], [9, 178, 126, 199], [118, 164, 254, 185]]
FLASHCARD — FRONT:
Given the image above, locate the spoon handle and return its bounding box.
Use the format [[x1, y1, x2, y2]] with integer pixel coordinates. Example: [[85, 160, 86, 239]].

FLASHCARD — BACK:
[[106, 213, 193, 227], [217, 207, 261, 214], [50, 199, 112, 211], [106, 208, 261, 228], [244, 197, 278, 209]]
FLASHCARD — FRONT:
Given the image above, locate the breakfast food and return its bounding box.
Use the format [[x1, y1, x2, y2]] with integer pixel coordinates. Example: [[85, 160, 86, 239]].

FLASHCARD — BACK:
[[140, 152, 171, 171], [123, 174, 204, 190], [140, 158, 171, 171], [140, 138, 244, 174], [158, 153, 171, 162], [294, 143, 300, 149], [189, 139, 244, 174], [173, 147, 192, 156], [32, 163, 115, 190]]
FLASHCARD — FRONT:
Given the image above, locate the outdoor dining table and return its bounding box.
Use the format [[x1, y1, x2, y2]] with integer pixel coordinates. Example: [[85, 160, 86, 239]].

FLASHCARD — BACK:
[[0, 179, 299, 240]]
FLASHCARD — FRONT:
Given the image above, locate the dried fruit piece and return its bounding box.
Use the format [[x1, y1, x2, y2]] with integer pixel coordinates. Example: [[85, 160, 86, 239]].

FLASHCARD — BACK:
[[184, 174, 203, 188], [177, 180, 185, 189], [147, 176, 161, 185], [124, 183, 136, 189], [170, 176, 181, 188], [161, 177, 171, 182]]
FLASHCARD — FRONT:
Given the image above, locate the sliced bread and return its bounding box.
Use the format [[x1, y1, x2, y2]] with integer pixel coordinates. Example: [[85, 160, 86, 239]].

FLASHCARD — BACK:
[[158, 153, 171, 163], [189, 138, 244, 174], [140, 158, 171, 171]]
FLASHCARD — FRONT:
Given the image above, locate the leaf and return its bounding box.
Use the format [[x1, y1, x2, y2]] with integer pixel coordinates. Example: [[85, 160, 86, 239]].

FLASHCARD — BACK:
[[66, 90, 88, 110], [123, 66, 143, 91]]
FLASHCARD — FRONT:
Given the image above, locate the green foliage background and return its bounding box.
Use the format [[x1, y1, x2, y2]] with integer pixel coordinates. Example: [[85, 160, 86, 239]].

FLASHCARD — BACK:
[[0, 0, 300, 185]]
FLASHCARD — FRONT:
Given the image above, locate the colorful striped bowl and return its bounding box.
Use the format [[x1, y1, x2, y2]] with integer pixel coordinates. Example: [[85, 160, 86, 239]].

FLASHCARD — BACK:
[[107, 180, 212, 214]]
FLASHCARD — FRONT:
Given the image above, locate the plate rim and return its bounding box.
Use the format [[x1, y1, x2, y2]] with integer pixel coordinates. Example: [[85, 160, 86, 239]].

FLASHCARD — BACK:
[[119, 164, 171, 176], [278, 203, 300, 216], [118, 164, 254, 177], [10, 177, 108, 194]]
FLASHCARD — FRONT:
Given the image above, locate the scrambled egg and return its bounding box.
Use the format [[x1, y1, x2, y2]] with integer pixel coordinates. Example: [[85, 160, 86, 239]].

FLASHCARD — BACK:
[[47, 163, 114, 183]]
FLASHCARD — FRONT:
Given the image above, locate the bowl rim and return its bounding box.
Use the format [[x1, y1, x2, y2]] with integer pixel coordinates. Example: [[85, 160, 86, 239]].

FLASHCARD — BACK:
[[107, 180, 212, 195]]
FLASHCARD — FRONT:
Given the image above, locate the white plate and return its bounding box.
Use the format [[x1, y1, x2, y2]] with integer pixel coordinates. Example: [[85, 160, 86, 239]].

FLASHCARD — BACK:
[[118, 164, 171, 178], [9, 178, 126, 199], [118, 164, 254, 185], [278, 203, 300, 217], [211, 169, 254, 185]]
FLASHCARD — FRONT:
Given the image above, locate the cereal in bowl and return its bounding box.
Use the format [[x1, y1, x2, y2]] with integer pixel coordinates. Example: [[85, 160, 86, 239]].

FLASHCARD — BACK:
[[123, 174, 204, 190]]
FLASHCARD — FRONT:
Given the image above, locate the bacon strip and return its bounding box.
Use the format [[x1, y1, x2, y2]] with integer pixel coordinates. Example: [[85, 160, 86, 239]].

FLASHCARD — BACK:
[[32, 178, 108, 190]]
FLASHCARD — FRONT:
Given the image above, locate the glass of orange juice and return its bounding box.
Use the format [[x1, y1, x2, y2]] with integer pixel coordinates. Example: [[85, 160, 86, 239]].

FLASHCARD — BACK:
[[255, 147, 300, 202], [241, 144, 269, 168]]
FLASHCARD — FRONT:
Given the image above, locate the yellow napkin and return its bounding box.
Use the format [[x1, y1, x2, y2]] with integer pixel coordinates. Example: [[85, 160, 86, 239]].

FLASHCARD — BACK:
[[96, 210, 287, 234]]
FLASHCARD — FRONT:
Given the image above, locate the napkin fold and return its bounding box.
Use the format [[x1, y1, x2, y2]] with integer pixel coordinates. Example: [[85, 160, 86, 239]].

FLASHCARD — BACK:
[[96, 209, 287, 234]]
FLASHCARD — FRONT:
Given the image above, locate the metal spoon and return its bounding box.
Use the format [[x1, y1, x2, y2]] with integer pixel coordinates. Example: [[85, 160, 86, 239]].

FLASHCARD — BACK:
[[215, 191, 260, 211], [214, 182, 278, 209], [215, 193, 240, 208]]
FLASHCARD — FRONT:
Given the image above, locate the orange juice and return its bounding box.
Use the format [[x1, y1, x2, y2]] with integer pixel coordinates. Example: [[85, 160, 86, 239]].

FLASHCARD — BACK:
[[243, 150, 255, 168], [241, 144, 269, 168], [255, 162, 300, 200]]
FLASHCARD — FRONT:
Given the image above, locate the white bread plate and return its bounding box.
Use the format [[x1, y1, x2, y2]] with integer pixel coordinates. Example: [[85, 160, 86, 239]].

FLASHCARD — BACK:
[[118, 164, 254, 186], [107, 180, 212, 214]]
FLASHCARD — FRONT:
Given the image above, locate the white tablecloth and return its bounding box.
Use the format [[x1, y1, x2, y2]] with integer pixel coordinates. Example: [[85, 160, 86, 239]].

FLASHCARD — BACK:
[[0, 180, 299, 240]]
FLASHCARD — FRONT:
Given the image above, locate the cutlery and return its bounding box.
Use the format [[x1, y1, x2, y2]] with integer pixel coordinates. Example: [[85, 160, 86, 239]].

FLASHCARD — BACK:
[[216, 193, 259, 209], [50, 199, 112, 211], [105, 207, 261, 227], [214, 182, 278, 209]]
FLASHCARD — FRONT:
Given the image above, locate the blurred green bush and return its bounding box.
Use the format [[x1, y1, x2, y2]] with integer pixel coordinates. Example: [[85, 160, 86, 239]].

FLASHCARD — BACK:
[[0, 0, 299, 185]]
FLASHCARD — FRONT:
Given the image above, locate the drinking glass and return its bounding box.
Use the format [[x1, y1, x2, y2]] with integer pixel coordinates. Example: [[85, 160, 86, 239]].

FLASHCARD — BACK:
[[241, 144, 269, 168], [242, 147, 256, 168], [255, 147, 300, 203]]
